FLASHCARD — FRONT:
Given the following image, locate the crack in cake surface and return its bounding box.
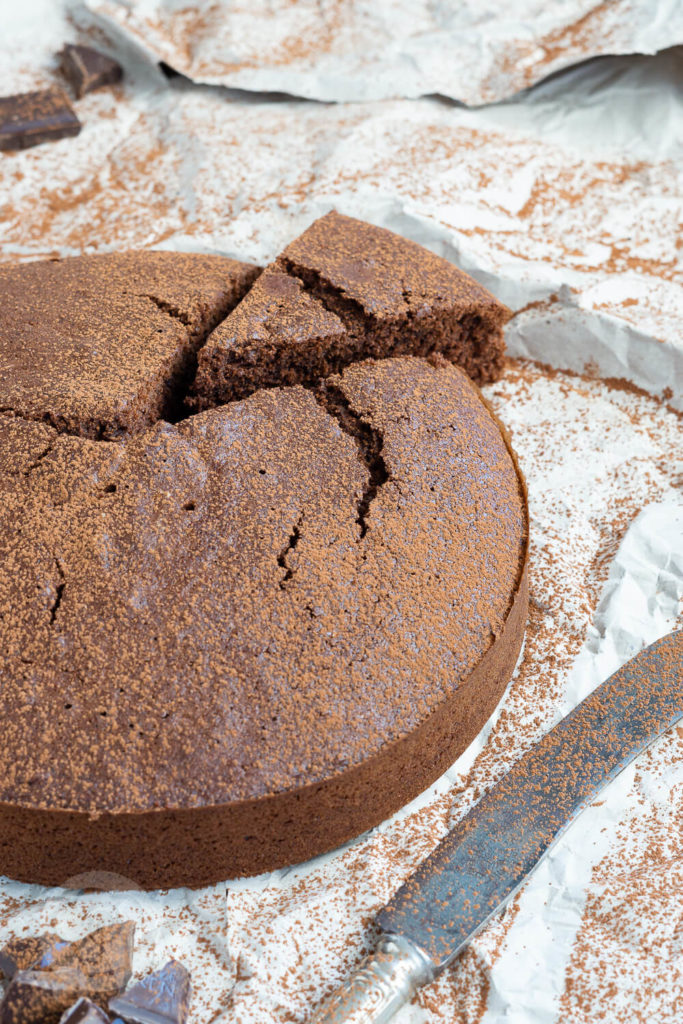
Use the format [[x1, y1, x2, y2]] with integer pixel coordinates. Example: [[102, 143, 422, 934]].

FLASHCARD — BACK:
[[312, 381, 389, 539], [277, 515, 303, 588], [49, 557, 66, 626], [276, 256, 368, 343], [22, 436, 57, 477], [141, 293, 192, 327]]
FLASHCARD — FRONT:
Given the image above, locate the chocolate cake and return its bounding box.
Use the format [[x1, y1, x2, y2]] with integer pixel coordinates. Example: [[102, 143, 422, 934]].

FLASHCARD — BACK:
[[0, 252, 259, 438], [193, 211, 509, 407], [0, 221, 528, 889]]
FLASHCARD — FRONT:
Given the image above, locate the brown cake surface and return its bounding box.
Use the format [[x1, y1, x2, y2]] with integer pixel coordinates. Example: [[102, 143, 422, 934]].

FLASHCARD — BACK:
[[0, 225, 527, 889], [196, 268, 348, 401], [194, 211, 510, 407], [0, 251, 259, 438]]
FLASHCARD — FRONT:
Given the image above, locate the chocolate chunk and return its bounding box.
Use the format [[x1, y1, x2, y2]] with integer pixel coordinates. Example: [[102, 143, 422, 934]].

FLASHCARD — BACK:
[[0, 89, 81, 151], [59, 45, 123, 98], [48, 922, 135, 999], [109, 961, 191, 1024], [0, 935, 65, 980], [0, 967, 85, 1024], [59, 997, 111, 1024], [0, 923, 134, 1024]]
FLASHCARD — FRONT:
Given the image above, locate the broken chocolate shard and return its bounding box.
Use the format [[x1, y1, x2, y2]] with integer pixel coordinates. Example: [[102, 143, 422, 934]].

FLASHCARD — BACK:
[[59, 997, 111, 1024], [0, 923, 135, 1024], [109, 960, 191, 1024], [0, 89, 81, 151], [48, 922, 135, 1000], [60, 44, 123, 98], [0, 934, 64, 980], [0, 966, 85, 1024]]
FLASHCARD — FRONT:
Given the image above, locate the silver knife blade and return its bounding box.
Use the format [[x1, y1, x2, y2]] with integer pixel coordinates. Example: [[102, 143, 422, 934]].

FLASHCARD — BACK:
[[311, 629, 682, 1023]]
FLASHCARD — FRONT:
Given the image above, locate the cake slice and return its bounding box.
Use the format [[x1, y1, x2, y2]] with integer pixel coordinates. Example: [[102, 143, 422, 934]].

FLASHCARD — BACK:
[[194, 269, 347, 405], [193, 211, 509, 407], [0, 251, 260, 439]]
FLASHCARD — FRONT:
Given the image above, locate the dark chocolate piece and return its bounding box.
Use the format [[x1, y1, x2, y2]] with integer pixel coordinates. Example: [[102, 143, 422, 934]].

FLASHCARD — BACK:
[[109, 961, 190, 1024], [0, 923, 134, 1023], [0, 935, 64, 980], [0, 967, 85, 1024], [59, 45, 123, 98], [59, 997, 111, 1024], [0, 89, 81, 151], [48, 922, 134, 998]]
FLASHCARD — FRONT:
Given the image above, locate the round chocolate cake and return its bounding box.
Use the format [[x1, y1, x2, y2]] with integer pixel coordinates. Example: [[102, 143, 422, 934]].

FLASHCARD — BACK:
[[0, 214, 528, 888]]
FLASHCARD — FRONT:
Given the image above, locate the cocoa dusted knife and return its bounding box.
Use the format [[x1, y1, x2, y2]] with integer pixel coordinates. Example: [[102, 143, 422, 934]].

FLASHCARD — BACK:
[[311, 630, 683, 1023]]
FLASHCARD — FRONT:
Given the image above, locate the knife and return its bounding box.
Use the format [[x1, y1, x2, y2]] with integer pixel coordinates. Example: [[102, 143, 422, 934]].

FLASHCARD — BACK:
[[310, 630, 683, 1023]]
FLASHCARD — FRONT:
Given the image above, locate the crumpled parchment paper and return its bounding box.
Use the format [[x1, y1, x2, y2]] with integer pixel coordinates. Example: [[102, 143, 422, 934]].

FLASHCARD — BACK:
[[0, 4, 681, 1022], [85, 0, 683, 105]]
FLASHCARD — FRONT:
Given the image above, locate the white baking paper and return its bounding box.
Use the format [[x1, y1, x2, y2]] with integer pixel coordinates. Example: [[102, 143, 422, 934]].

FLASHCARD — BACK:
[[85, 0, 683, 105], [0, 4, 682, 1023]]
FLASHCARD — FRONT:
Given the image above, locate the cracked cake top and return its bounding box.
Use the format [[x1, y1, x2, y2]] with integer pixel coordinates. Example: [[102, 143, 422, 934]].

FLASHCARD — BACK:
[[0, 356, 525, 811], [0, 251, 259, 439]]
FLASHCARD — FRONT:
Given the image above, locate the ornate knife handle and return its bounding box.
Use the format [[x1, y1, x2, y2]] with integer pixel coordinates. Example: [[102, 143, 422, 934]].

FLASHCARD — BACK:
[[309, 933, 436, 1023]]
